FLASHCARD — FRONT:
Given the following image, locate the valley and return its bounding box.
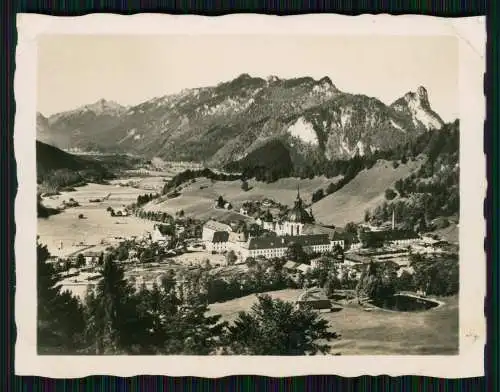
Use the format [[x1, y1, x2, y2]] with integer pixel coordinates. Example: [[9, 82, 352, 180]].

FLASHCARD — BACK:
[[36, 73, 460, 357]]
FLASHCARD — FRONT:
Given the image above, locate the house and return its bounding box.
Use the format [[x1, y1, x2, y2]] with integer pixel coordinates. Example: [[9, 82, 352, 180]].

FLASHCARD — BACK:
[[114, 207, 129, 217], [397, 266, 415, 277], [360, 229, 420, 248], [202, 220, 232, 242], [296, 264, 312, 274], [239, 207, 249, 216], [68, 250, 100, 266], [151, 226, 171, 244], [310, 257, 326, 269], [349, 242, 363, 250], [208, 231, 230, 253], [302, 224, 346, 249], [239, 234, 332, 260], [283, 260, 300, 272], [295, 288, 333, 311]]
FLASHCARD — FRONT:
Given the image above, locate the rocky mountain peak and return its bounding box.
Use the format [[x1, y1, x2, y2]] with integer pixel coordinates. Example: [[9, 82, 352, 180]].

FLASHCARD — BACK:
[[317, 76, 340, 94], [266, 75, 280, 83], [394, 86, 444, 131], [39, 75, 448, 164], [403, 86, 430, 109], [85, 99, 124, 113], [318, 76, 333, 86]]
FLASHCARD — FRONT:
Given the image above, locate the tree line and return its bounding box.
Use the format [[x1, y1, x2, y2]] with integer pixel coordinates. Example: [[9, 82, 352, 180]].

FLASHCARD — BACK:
[[38, 241, 337, 355], [356, 254, 459, 305], [368, 121, 460, 229], [162, 168, 242, 195], [136, 193, 160, 207]]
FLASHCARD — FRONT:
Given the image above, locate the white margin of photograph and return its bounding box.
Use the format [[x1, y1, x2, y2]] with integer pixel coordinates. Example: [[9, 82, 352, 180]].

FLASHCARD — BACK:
[[14, 13, 486, 378]]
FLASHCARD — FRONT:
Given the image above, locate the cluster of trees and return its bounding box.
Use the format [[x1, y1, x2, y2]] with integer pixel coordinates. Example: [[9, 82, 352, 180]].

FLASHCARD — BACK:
[[38, 168, 86, 191], [311, 188, 325, 203], [216, 195, 230, 209], [135, 209, 174, 224], [368, 121, 459, 227], [37, 195, 60, 218], [135, 208, 200, 236], [204, 263, 297, 304], [38, 242, 337, 355], [37, 165, 112, 192], [355, 254, 459, 305], [384, 188, 397, 201], [136, 193, 160, 207], [241, 180, 250, 192], [410, 254, 459, 296], [228, 294, 337, 355], [223, 121, 459, 205], [162, 168, 242, 195], [356, 262, 398, 304], [284, 243, 344, 266], [225, 140, 293, 183], [37, 242, 87, 353], [309, 181, 346, 204]]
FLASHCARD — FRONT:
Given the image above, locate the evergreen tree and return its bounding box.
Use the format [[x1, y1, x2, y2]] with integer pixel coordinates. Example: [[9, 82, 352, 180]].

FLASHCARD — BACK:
[[227, 294, 338, 355], [285, 243, 307, 264], [37, 241, 85, 353], [84, 256, 141, 354], [226, 250, 237, 265], [169, 294, 228, 355], [217, 196, 225, 208]]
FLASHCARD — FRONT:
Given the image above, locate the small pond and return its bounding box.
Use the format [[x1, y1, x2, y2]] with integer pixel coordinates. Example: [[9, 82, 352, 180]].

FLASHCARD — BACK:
[[371, 294, 440, 312]]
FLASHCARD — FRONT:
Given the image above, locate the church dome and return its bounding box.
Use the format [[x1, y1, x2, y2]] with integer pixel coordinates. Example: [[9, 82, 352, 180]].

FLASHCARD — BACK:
[[287, 205, 314, 223], [286, 186, 315, 224]]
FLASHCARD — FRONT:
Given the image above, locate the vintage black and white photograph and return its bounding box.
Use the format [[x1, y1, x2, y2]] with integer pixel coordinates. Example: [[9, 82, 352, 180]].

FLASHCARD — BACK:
[[15, 14, 485, 378]]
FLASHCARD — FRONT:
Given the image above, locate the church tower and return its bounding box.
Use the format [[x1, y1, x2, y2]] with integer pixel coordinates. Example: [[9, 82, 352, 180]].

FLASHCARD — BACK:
[[284, 184, 314, 236]]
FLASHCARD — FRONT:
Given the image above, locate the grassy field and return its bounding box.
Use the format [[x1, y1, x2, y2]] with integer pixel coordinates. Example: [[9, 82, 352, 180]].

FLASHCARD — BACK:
[[312, 159, 423, 227], [38, 183, 156, 256], [432, 223, 459, 244], [144, 158, 422, 227], [207, 289, 459, 355], [109, 177, 167, 192], [170, 250, 227, 267], [145, 176, 338, 219], [207, 289, 304, 322]]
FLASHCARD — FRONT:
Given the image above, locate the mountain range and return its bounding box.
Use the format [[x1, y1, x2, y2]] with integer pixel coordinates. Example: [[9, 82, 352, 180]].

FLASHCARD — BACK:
[[37, 74, 445, 167]]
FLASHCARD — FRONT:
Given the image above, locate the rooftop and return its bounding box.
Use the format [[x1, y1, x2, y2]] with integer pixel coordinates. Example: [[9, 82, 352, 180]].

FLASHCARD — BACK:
[[286, 186, 314, 224], [212, 231, 230, 243], [247, 233, 330, 250], [204, 220, 232, 232]]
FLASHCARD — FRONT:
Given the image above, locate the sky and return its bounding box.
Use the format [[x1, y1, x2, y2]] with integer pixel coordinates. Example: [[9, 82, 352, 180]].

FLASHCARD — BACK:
[[37, 35, 459, 122]]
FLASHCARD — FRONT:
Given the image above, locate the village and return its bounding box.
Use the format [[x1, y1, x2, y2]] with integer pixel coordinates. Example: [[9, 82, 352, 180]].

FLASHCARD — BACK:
[[45, 183, 457, 309]]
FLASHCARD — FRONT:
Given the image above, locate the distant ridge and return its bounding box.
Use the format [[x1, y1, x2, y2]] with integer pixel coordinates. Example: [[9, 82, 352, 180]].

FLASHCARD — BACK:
[[37, 74, 445, 170]]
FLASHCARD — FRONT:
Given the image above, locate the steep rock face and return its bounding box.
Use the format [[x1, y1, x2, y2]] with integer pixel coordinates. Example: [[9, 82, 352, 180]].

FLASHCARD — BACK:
[[390, 86, 444, 131], [38, 75, 445, 166]]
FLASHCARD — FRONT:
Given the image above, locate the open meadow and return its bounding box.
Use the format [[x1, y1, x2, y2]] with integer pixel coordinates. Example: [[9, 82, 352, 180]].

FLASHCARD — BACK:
[[145, 176, 339, 219], [143, 158, 423, 227], [207, 289, 459, 355], [38, 182, 156, 256], [312, 158, 423, 226]]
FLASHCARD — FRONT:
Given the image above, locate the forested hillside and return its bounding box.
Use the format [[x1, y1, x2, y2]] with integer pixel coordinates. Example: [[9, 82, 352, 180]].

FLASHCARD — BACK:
[[366, 120, 459, 230], [36, 141, 113, 191]]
